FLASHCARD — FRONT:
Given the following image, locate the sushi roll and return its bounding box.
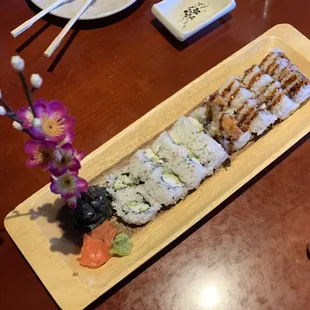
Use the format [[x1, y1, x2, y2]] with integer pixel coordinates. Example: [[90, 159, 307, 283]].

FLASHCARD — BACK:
[[205, 96, 252, 152], [261, 82, 298, 119], [169, 116, 228, 169], [112, 186, 161, 225], [220, 114, 252, 152], [268, 92, 299, 120], [210, 77, 254, 113], [260, 49, 310, 105], [143, 167, 188, 206], [262, 57, 290, 81], [235, 98, 259, 123], [105, 166, 137, 197], [260, 49, 291, 80], [242, 65, 273, 94], [152, 132, 209, 189], [281, 70, 301, 91], [242, 65, 260, 86], [128, 148, 163, 182], [208, 95, 228, 133], [207, 108, 225, 136], [281, 71, 310, 105]]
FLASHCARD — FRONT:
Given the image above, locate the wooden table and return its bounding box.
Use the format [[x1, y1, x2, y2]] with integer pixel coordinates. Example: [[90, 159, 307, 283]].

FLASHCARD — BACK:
[[0, 0, 310, 309]]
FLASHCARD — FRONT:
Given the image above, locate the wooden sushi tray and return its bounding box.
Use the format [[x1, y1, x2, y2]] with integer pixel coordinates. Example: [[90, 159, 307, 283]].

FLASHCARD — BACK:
[[4, 24, 310, 310]]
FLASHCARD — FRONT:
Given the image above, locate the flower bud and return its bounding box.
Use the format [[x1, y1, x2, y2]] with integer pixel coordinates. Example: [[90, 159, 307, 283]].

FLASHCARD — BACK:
[[12, 121, 23, 131], [11, 56, 25, 71], [30, 74, 43, 89], [0, 106, 6, 116]]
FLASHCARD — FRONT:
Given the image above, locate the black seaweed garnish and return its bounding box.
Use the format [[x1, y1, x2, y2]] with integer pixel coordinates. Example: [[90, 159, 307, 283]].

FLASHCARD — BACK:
[[73, 186, 113, 232]]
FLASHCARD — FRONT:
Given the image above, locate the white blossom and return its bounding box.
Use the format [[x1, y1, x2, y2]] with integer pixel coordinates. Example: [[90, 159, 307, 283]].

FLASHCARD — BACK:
[[11, 55, 25, 71], [12, 121, 23, 131], [0, 106, 6, 115], [30, 74, 43, 89], [33, 118, 42, 127]]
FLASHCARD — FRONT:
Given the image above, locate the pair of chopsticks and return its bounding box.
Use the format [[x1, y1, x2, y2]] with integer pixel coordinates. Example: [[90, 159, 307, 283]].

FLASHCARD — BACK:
[[11, 0, 93, 57]]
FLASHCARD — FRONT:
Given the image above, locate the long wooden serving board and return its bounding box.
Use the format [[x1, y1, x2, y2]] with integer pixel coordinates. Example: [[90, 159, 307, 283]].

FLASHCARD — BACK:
[[4, 24, 310, 310]]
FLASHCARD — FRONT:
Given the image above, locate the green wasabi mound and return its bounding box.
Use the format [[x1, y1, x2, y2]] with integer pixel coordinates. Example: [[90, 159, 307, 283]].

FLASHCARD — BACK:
[[109, 234, 133, 256]]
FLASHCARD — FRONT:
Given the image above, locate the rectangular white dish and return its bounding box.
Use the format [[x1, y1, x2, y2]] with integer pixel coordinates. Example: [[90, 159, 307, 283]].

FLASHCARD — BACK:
[[152, 0, 236, 41]]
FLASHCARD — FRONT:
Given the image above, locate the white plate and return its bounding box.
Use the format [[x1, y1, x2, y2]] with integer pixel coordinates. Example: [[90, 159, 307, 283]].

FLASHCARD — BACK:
[[31, 0, 138, 20], [152, 0, 236, 41]]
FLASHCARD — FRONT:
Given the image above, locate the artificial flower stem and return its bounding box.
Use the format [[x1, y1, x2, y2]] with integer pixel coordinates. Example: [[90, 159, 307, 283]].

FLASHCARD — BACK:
[[0, 98, 15, 114], [0, 99, 35, 137], [18, 71, 36, 117], [0, 99, 23, 124], [22, 128, 36, 139], [7, 112, 23, 124]]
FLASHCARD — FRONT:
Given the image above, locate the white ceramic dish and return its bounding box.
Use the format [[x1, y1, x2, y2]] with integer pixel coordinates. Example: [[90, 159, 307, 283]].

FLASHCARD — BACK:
[[31, 0, 138, 20], [152, 0, 236, 41]]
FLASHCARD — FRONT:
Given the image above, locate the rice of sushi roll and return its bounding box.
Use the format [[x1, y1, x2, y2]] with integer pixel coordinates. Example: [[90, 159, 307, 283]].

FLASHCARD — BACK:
[[190, 106, 208, 124], [219, 131, 252, 153], [143, 167, 188, 206], [260, 82, 298, 119], [260, 81, 281, 103], [242, 65, 260, 85], [128, 148, 163, 182], [268, 92, 299, 120], [249, 111, 277, 135], [251, 73, 273, 94], [235, 98, 258, 123], [152, 132, 210, 189], [231, 131, 252, 151], [220, 114, 252, 152], [242, 65, 273, 94], [169, 116, 228, 170], [228, 87, 254, 111], [290, 79, 310, 105], [218, 77, 242, 101], [112, 186, 161, 225]]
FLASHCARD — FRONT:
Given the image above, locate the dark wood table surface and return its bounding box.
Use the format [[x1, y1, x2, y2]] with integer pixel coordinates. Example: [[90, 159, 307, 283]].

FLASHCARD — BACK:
[[1, 0, 310, 309]]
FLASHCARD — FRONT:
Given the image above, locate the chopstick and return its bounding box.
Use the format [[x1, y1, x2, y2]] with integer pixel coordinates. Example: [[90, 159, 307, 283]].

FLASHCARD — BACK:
[[11, 0, 66, 38], [44, 0, 93, 57]]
